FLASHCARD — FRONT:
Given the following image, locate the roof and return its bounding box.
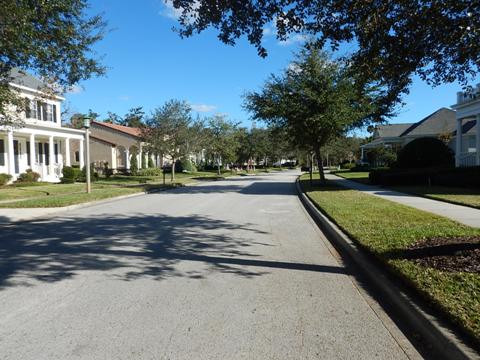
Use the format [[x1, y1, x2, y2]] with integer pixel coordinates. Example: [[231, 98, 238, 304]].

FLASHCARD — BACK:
[[375, 123, 413, 138], [8, 68, 48, 91], [400, 108, 456, 137], [92, 121, 142, 138], [90, 135, 117, 147]]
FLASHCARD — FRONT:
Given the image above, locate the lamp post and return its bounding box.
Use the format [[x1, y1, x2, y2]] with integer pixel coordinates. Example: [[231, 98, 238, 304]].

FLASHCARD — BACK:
[[83, 117, 91, 194]]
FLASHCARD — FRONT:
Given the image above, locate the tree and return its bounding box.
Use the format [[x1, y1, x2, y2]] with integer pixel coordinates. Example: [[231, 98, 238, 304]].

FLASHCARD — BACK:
[[143, 100, 199, 181], [170, 0, 479, 111], [121, 107, 145, 127], [322, 136, 363, 166], [204, 115, 239, 174], [105, 112, 122, 124], [244, 45, 378, 182], [0, 0, 106, 126], [129, 150, 139, 175]]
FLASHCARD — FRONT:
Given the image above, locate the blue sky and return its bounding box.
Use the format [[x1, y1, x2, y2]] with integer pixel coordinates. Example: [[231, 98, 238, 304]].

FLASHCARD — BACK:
[[65, 1, 474, 132]]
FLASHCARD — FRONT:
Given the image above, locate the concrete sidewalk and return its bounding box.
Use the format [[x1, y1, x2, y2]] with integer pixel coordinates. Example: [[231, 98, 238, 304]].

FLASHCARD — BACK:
[[327, 174, 480, 228]]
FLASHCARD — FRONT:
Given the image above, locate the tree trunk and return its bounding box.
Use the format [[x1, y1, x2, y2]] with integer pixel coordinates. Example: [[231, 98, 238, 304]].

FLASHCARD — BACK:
[[315, 147, 325, 183], [171, 157, 175, 182], [217, 155, 221, 175]]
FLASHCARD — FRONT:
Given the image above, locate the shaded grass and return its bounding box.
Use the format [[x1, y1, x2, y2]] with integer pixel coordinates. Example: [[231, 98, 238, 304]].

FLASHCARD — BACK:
[[300, 173, 480, 342], [333, 171, 370, 184]]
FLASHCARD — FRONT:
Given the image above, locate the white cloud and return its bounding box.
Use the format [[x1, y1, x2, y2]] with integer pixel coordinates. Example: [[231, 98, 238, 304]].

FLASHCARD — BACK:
[[65, 84, 83, 94], [191, 103, 217, 113], [159, 0, 199, 22], [160, 0, 183, 19], [278, 34, 308, 46], [119, 95, 130, 101]]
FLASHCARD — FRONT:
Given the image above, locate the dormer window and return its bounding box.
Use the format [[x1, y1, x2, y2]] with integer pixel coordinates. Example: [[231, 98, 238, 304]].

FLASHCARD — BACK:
[[26, 100, 57, 122]]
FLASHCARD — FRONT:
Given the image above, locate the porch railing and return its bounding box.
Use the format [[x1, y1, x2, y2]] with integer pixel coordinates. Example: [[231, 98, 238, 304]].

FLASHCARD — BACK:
[[459, 153, 477, 167]]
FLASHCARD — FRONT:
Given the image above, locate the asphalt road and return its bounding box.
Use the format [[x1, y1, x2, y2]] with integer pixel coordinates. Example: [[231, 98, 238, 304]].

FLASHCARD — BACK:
[[0, 171, 420, 359]]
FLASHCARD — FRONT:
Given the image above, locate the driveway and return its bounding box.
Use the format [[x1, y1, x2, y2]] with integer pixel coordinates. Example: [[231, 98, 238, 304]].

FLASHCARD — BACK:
[[0, 171, 418, 359]]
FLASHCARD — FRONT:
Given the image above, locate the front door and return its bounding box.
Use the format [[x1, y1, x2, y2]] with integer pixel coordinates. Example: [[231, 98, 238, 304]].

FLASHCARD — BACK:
[[13, 140, 20, 174]]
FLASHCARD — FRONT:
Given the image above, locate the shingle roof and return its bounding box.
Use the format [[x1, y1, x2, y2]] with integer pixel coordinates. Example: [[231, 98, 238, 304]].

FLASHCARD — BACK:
[[8, 68, 48, 91], [375, 123, 414, 138], [92, 121, 142, 138], [400, 108, 456, 137]]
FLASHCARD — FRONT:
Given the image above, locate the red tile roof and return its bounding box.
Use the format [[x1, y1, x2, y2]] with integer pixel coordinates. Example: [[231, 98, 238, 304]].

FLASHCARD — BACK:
[[92, 121, 142, 138]]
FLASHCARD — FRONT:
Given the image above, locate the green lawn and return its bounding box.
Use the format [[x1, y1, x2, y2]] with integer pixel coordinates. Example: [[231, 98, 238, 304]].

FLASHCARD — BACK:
[[333, 171, 370, 184], [300, 174, 480, 342], [0, 170, 227, 208], [391, 186, 480, 209], [333, 171, 480, 209]]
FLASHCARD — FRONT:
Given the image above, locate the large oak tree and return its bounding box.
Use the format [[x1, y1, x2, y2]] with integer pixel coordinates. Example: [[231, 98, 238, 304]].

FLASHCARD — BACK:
[[244, 45, 378, 181], [170, 0, 479, 110]]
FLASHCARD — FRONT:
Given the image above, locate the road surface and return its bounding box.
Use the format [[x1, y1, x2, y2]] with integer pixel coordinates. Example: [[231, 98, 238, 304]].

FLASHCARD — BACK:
[[0, 171, 419, 359]]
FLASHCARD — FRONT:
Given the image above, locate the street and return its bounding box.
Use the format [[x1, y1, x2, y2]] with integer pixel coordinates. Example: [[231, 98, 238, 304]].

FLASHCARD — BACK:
[[0, 171, 418, 359]]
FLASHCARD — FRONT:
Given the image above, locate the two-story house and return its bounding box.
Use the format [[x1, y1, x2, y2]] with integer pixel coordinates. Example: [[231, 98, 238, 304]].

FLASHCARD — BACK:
[[0, 69, 85, 182]]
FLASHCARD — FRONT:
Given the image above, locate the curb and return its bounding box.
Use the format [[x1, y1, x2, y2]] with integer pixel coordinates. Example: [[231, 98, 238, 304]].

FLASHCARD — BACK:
[[296, 178, 479, 360]]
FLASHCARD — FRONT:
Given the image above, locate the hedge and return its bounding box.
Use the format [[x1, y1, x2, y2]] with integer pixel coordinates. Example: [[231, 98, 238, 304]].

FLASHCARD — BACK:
[[370, 166, 480, 188]]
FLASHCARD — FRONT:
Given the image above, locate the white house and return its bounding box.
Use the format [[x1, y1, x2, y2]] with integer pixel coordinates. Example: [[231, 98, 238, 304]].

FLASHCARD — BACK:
[[0, 69, 85, 182], [452, 85, 480, 167]]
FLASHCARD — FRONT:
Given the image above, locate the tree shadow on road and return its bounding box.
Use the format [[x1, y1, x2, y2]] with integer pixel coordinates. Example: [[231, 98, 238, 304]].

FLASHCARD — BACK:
[[0, 213, 347, 290]]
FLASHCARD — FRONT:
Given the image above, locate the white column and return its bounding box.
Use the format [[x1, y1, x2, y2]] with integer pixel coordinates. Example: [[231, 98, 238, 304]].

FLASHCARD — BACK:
[[455, 118, 463, 167], [65, 138, 71, 166], [125, 149, 130, 170], [476, 114, 480, 166], [29, 133, 35, 170], [79, 139, 84, 169], [48, 136, 54, 175], [7, 130, 14, 176]]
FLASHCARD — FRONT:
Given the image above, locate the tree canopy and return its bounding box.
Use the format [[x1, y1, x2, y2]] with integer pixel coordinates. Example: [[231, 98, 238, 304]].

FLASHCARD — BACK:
[[143, 100, 201, 180], [244, 45, 378, 180], [171, 0, 479, 109], [0, 0, 106, 125]]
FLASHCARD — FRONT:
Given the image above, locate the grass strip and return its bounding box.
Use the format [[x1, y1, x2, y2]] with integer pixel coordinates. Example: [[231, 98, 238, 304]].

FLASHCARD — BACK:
[[300, 174, 480, 342]]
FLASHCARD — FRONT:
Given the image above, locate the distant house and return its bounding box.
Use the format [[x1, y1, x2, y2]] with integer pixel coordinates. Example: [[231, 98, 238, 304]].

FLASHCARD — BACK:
[[0, 69, 85, 182], [452, 86, 480, 167], [70, 121, 163, 172], [361, 108, 459, 164]]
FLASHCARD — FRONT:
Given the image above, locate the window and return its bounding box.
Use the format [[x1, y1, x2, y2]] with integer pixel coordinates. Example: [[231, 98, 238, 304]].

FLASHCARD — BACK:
[[75, 151, 80, 162], [54, 143, 59, 163], [36, 101, 42, 120], [37, 142, 43, 163], [44, 143, 49, 165], [26, 141, 30, 166], [0, 139, 4, 166], [53, 104, 57, 122]]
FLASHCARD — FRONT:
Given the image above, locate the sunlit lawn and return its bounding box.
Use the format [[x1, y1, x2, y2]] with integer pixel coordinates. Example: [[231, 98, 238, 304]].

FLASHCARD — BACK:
[[300, 173, 480, 342]]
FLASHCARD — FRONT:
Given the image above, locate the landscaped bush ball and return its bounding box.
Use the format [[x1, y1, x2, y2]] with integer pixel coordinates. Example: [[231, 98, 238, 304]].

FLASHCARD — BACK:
[[0, 173, 12, 186], [62, 166, 83, 183], [396, 137, 454, 169], [176, 159, 197, 173], [16, 169, 41, 183]]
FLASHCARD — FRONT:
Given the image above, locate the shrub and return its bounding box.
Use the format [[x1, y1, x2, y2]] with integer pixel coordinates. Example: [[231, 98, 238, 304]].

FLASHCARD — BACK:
[[79, 163, 99, 182], [176, 159, 197, 173], [141, 154, 146, 169], [370, 166, 480, 188], [396, 137, 454, 169], [16, 169, 40, 183], [138, 168, 163, 176], [130, 153, 138, 175], [340, 162, 355, 170], [148, 157, 155, 168], [0, 173, 12, 186], [62, 166, 82, 182], [350, 164, 370, 172]]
